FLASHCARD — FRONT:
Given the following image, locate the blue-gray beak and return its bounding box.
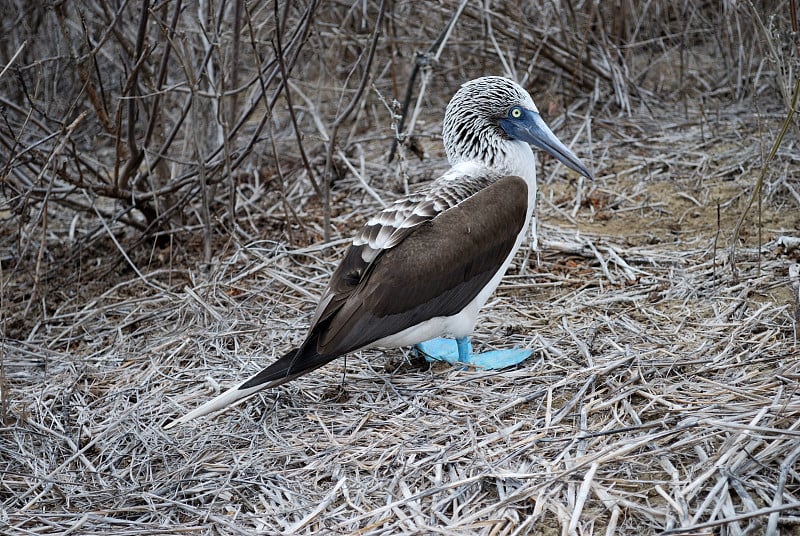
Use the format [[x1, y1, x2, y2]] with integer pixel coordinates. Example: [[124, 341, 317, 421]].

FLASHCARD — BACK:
[[500, 108, 593, 180]]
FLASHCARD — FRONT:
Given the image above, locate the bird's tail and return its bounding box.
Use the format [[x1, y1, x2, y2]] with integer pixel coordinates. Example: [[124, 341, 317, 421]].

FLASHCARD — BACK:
[[163, 342, 336, 429]]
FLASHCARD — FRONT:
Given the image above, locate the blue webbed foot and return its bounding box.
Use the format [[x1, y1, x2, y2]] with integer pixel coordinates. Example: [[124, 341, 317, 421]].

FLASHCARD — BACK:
[[463, 347, 534, 369], [414, 337, 468, 366], [414, 337, 532, 370]]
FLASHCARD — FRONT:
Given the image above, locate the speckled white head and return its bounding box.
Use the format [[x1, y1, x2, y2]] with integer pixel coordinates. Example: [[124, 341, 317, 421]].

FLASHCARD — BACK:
[[442, 76, 592, 181]]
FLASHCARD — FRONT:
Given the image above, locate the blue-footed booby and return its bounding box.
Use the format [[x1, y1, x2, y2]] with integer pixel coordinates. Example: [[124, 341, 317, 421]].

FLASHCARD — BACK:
[[164, 76, 592, 428]]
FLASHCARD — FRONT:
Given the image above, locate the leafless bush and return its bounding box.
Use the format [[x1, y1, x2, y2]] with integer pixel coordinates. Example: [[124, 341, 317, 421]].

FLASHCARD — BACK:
[[0, 0, 784, 247]]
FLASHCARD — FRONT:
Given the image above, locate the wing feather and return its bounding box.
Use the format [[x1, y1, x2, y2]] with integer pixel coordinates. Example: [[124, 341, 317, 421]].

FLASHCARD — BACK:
[[313, 175, 529, 354]]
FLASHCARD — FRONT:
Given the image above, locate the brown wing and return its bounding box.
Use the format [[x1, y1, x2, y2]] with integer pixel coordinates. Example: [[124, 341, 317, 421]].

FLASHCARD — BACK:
[[315, 175, 528, 354], [308, 171, 498, 330]]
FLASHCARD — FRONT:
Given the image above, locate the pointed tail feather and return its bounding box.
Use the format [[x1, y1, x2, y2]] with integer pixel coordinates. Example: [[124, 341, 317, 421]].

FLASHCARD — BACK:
[[163, 343, 338, 429], [162, 378, 272, 429]]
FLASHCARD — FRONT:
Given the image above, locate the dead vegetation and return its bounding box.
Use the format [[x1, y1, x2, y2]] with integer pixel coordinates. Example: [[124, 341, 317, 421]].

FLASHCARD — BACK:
[[1, 0, 799, 534]]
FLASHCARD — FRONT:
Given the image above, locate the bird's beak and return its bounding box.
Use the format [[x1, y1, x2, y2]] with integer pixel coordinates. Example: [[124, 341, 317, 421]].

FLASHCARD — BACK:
[[500, 109, 593, 180]]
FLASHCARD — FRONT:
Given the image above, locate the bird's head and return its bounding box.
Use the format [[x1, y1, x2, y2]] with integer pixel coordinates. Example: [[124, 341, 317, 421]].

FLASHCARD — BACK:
[[442, 76, 593, 181]]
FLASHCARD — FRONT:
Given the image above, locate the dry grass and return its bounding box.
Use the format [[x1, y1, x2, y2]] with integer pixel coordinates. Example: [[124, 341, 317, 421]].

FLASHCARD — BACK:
[[2, 1, 800, 534]]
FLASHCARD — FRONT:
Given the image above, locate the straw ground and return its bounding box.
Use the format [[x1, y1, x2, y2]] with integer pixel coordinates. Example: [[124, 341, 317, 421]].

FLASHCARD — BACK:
[[1, 1, 799, 534]]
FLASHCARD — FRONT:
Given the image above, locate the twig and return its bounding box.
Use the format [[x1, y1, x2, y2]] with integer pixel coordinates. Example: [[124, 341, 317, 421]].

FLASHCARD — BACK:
[[321, 0, 387, 241], [387, 0, 468, 163], [0, 40, 26, 81]]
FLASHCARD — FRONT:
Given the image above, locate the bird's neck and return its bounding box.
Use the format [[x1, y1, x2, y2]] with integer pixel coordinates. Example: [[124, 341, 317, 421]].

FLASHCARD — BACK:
[[502, 141, 538, 237], [448, 140, 538, 207], [501, 140, 538, 186], [449, 141, 536, 182]]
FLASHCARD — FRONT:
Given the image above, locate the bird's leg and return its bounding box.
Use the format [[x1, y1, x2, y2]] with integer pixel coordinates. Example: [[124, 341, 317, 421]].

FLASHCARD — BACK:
[[414, 337, 532, 370], [456, 337, 470, 363]]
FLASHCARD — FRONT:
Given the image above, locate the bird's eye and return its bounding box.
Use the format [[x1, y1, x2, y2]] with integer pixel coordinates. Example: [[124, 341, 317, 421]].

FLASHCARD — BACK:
[[509, 107, 523, 119]]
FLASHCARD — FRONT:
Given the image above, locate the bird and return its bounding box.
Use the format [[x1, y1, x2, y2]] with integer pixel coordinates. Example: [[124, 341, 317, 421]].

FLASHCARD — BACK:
[[164, 76, 593, 429]]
